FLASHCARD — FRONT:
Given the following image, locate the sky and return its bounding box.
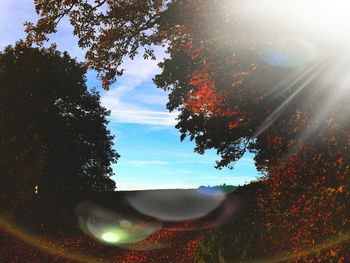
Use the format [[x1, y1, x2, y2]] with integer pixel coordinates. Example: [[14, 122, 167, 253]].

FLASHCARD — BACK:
[[0, 0, 260, 190]]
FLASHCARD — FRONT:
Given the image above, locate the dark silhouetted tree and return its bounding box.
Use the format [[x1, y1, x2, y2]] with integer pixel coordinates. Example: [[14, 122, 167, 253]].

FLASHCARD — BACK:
[[0, 43, 119, 199]]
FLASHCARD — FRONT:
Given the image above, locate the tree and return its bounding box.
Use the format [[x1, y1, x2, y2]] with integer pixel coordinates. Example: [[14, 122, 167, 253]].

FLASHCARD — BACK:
[[26, 0, 350, 260], [0, 42, 119, 198], [25, 0, 170, 89]]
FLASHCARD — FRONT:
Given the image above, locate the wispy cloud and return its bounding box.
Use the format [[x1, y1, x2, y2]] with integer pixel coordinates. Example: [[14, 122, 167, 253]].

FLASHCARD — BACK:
[[116, 180, 193, 191], [101, 86, 178, 126], [100, 51, 178, 126], [109, 108, 178, 126], [124, 160, 170, 166], [134, 94, 169, 105], [176, 159, 215, 165]]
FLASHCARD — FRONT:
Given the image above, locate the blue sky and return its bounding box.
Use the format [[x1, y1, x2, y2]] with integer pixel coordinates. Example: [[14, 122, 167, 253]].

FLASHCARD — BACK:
[[0, 0, 260, 190]]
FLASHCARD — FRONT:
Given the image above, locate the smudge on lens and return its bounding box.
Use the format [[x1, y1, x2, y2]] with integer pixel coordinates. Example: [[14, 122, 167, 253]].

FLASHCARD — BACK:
[[125, 189, 226, 222]]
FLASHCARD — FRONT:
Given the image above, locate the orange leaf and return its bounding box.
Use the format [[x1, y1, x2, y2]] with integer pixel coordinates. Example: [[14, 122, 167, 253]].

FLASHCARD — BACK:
[[337, 157, 344, 164], [338, 185, 345, 193]]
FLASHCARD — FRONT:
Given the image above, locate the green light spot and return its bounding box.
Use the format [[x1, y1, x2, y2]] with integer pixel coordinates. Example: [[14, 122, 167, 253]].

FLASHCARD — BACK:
[[102, 232, 120, 243]]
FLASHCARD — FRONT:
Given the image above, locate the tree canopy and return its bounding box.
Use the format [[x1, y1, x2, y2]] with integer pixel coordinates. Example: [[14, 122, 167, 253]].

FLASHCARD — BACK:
[[0, 43, 119, 197], [23, 1, 299, 164], [25, 0, 349, 167], [25, 0, 170, 89]]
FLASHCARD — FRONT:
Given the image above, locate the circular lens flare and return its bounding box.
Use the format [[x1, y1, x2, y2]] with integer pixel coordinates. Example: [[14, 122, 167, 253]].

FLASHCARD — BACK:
[[76, 201, 162, 246], [259, 38, 318, 68], [101, 232, 120, 243]]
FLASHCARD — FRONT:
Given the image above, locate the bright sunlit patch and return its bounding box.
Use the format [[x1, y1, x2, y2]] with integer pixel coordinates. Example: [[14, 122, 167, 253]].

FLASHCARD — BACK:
[[101, 232, 120, 243], [236, 0, 350, 47], [230, 0, 350, 139]]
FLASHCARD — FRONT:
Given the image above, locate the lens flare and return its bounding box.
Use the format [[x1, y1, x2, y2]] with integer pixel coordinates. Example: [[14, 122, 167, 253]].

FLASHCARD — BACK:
[[125, 189, 226, 222], [259, 38, 318, 68], [76, 201, 162, 246], [101, 232, 120, 243]]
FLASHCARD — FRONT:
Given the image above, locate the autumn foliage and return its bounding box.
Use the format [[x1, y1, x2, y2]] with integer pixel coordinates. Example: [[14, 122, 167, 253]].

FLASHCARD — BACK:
[[158, 1, 350, 261], [27, 0, 350, 261]]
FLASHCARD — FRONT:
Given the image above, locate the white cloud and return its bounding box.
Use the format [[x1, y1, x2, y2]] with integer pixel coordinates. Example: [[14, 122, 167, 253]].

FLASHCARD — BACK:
[[102, 87, 178, 126], [176, 159, 215, 165], [135, 94, 169, 105], [124, 160, 170, 166], [120, 55, 160, 80], [100, 49, 179, 126], [109, 108, 178, 126], [116, 181, 193, 191]]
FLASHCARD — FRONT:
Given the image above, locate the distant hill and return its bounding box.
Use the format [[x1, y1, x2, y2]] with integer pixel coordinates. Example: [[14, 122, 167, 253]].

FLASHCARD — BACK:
[[198, 184, 238, 194]]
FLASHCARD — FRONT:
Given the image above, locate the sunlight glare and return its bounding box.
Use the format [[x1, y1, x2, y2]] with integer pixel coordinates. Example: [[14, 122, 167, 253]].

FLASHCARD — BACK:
[[237, 0, 350, 47]]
